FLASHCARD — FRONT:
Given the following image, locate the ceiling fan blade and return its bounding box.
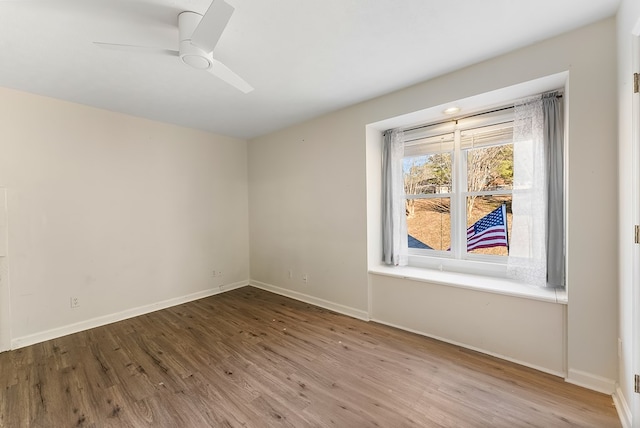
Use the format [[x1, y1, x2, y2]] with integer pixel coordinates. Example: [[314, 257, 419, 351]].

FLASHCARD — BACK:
[[94, 42, 178, 57], [190, 0, 234, 52], [208, 59, 253, 93]]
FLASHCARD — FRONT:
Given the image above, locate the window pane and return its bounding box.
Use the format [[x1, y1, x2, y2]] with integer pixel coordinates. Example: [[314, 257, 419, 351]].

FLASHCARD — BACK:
[[466, 195, 512, 256], [466, 143, 513, 192], [404, 153, 452, 195], [406, 198, 450, 251]]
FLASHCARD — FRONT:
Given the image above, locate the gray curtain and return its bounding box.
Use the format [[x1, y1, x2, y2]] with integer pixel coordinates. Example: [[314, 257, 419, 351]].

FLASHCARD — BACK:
[[543, 93, 565, 288], [381, 129, 407, 265]]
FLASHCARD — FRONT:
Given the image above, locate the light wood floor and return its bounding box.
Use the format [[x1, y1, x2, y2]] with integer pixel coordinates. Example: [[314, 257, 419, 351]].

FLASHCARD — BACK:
[[0, 286, 620, 427]]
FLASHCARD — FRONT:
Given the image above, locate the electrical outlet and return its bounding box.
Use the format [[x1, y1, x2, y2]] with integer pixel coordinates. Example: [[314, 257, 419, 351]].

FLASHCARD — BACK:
[[212, 270, 223, 277], [302, 274, 308, 284], [288, 269, 293, 279], [70, 297, 80, 308]]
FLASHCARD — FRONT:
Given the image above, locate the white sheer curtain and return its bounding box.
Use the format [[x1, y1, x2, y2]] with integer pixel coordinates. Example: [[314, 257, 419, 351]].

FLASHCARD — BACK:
[[381, 129, 408, 266], [507, 97, 547, 286]]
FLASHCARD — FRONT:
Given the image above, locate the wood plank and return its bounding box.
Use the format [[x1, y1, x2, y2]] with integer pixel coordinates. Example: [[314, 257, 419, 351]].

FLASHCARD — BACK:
[[0, 287, 621, 427]]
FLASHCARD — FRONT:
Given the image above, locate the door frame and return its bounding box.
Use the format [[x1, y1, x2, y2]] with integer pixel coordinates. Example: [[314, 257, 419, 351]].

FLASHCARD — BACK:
[[631, 23, 640, 426]]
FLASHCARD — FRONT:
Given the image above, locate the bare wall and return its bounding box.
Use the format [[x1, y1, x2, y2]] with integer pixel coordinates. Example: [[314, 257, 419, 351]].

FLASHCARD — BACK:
[[0, 87, 250, 347]]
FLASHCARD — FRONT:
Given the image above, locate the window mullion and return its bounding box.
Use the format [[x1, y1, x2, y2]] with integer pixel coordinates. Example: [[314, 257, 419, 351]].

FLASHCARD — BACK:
[[453, 128, 464, 259]]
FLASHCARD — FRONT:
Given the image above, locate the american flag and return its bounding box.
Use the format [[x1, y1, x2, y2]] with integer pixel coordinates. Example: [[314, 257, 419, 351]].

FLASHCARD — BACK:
[[467, 204, 509, 251]]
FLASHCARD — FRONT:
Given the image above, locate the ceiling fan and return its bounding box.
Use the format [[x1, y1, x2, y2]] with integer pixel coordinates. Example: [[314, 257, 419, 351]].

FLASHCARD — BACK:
[[95, 0, 253, 93]]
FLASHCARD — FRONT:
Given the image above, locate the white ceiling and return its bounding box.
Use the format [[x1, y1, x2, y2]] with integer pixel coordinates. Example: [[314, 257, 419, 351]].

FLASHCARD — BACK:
[[0, 0, 620, 139]]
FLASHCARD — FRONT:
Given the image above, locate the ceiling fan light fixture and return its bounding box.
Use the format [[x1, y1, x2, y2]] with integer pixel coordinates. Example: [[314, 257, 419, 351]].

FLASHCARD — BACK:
[[179, 40, 214, 70], [181, 54, 212, 70], [178, 12, 213, 70]]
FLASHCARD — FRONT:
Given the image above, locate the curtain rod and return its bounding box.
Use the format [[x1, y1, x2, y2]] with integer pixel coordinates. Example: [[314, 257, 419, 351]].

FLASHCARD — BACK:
[[399, 93, 563, 135]]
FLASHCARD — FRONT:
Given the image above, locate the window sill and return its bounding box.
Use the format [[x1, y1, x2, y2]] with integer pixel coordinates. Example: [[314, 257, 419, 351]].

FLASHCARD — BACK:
[[368, 265, 567, 304]]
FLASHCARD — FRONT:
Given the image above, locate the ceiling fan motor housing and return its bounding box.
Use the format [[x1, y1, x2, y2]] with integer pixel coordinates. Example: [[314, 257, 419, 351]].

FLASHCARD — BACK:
[[178, 11, 213, 70]]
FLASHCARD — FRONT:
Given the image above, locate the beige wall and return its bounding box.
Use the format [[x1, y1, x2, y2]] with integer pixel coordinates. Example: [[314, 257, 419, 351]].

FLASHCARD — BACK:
[[369, 275, 566, 375], [0, 87, 250, 347], [249, 18, 618, 392]]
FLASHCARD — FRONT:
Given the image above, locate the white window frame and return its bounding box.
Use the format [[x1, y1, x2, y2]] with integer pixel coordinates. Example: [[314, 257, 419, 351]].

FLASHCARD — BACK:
[[403, 109, 516, 277]]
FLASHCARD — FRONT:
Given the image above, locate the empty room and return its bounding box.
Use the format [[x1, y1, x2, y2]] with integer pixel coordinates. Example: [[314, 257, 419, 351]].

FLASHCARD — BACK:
[[1, 0, 639, 426]]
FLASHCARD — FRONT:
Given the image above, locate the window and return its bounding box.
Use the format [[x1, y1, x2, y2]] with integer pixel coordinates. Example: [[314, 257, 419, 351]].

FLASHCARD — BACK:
[[379, 85, 565, 288], [404, 110, 515, 268]]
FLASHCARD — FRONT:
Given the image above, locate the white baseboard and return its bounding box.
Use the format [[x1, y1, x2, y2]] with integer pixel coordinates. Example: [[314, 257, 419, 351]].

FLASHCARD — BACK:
[[613, 385, 632, 428], [11, 280, 249, 350], [249, 280, 370, 321], [566, 368, 617, 395], [371, 317, 566, 379]]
